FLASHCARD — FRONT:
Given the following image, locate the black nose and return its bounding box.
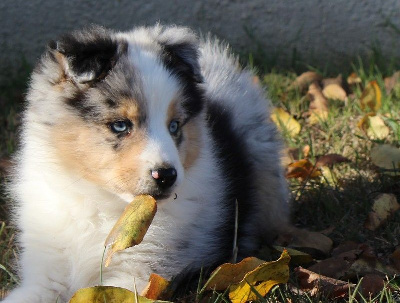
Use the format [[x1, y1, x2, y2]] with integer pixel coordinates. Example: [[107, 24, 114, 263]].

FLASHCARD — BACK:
[[151, 167, 177, 189]]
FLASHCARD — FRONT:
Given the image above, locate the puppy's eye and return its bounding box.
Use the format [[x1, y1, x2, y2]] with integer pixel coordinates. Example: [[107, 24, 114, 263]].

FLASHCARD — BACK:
[[169, 120, 180, 135], [110, 120, 131, 134]]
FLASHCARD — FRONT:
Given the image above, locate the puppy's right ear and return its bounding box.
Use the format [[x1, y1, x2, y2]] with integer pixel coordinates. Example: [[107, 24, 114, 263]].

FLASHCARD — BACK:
[[48, 26, 127, 84]]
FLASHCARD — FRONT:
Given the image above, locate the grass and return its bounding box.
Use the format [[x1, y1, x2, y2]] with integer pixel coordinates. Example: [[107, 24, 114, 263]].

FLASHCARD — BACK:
[[0, 54, 399, 302]]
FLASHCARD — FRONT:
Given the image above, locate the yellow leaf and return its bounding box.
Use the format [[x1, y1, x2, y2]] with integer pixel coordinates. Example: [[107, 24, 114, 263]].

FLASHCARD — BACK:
[[371, 144, 400, 175], [358, 114, 389, 140], [204, 257, 266, 291], [270, 108, 301, 137], [141, 274, 171, 300], [364, 194, 400, 231], [228, 250, 290, 303], [322, 84, 347, 101], [69, 286, 170, 303], [286, 159, 321, 180], [360, 80, 382, 112], [105, 195, 157, 267], [320, 166, 336, 186]]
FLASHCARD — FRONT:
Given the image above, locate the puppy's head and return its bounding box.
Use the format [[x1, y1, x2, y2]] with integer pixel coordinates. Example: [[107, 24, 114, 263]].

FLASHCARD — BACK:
[[29, 25, 204, 200]]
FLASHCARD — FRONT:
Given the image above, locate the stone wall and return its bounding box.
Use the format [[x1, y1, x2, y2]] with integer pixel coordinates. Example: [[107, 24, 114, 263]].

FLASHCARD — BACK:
[[1, 0, 399, 80]]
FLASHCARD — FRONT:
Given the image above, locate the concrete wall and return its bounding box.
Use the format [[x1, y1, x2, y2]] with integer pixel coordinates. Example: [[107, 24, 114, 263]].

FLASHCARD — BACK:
[[1, 0, 399, 81]]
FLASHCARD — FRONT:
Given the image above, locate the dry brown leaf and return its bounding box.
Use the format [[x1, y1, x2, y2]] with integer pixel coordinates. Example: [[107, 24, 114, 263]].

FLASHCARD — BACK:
[[289, 71, 322, 92], [347, 72, 362, 85], [270, 108, 301, 137], [322, 75, 342, 87], [228, 250, 290, 303], [331, 241, 361, 256], [105, 195, 157, 267], [307, 254, 356, 280], [364, 194, 400, 231], [390, 247, 400, 272], [360, 274, 385, 297], [371, 144, 400, 175], [141, 274, 171, 300], [360, 80, 382, 112], [69, 286, 170, 303], [204, 257, 265, 291], [295, 267, 354, 299], [315, 154, 350, 167], [302, 145, 311, 158], [286, 159, 321, 180], [307, 82, 329, 124], [384, 71, 400, 94], [275, 227, 333, 257]]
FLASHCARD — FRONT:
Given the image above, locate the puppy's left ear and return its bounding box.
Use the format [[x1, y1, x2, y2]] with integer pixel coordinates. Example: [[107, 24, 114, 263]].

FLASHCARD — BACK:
[[157, 26, 203, 83], [48, 26, 126, 84]]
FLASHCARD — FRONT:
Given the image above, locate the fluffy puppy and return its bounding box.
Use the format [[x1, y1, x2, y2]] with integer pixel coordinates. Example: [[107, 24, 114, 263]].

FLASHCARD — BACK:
[[4, 25, 289, 302]]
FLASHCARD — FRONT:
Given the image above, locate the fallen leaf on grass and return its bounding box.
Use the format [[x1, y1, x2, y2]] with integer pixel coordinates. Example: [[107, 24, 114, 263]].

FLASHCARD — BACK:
[[105, 195, 157, 267], [384, 71, 400, 94], [360, 274, 385, 297], [141, 274, 171, 300], [360, 80, 382, 112], [286, 159, 321, 180], [270, 108, 301, 137], [203, 251, 290, 302], [371, 144, 400, 175], [364, 194, 400, 231], [315, 154, 350, 167], [273, 246, 314, 265], [204, 257, 265, 291], [307, 82, 329, 124], [390, 247, 400, 272], [322, 75, 347, 101], [69, 286, 170, 303], [347, 72, 362, 85], [358, 114, 389, 140], [302, 145, 311, 158], [228, 250, 290, 303], [307, 252, 358, 280], [289, 71, 322, 92], [295, 267, 354, 299], [275, 228, 333, 257]]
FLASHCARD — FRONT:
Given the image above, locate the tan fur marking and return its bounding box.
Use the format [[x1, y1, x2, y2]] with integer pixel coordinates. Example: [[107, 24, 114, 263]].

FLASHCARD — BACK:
[[182, 118, 202, 169], [51, 114, 149, 195], [118, 99, 142, 124]]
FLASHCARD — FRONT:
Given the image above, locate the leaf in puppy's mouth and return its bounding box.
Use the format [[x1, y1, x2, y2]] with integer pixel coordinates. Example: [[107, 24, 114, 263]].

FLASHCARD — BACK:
[[104, 194, 157, 267]]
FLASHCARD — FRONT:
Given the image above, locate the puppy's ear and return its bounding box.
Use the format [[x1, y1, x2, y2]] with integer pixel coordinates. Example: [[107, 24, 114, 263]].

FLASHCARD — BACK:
[[48, 26, 126, 84], [157, 26, 203, 83]]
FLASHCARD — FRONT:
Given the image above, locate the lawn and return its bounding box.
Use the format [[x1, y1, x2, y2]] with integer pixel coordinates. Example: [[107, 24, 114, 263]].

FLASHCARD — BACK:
[[0, 54, 399, 302]]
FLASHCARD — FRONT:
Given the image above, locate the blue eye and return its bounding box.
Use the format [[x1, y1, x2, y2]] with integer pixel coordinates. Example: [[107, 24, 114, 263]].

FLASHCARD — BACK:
[[110, 120, 131, 134], [169, 120, 180, 135]]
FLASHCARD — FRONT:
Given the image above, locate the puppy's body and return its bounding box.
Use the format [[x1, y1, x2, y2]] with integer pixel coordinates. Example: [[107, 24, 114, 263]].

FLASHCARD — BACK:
[[5, 25, 288, 302]]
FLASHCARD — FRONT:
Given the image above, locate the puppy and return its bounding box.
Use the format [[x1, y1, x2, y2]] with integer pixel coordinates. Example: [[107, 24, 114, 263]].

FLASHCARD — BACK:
[[4, 25, 289, 302]]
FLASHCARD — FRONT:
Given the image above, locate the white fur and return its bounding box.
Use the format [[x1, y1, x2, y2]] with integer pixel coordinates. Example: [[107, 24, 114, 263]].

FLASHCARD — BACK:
[[4, 25, 288, 302]]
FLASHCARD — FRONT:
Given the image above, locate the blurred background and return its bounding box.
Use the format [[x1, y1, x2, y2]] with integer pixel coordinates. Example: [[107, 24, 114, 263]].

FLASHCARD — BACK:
[[1, 0, 399, 83]]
